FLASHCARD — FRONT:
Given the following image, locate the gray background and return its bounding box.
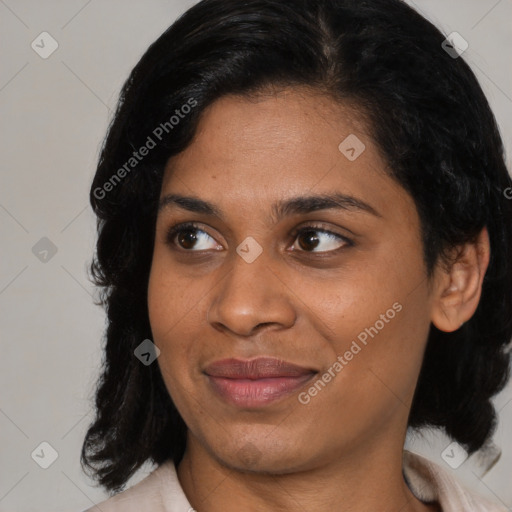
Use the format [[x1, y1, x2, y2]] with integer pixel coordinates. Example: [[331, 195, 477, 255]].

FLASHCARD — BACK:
[[0, 1, 511, 511]]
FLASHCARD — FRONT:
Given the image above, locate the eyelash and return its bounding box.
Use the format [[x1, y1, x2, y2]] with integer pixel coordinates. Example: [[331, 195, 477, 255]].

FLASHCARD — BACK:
[[165, 221, 354, 254]]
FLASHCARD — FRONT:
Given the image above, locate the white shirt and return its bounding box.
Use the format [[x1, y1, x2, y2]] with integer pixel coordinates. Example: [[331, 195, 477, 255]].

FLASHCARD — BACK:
[[83, 451, 507, 511]]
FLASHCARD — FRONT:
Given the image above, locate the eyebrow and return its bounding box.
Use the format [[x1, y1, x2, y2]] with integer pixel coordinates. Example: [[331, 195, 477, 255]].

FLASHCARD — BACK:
[[158, 192, 382, 221]]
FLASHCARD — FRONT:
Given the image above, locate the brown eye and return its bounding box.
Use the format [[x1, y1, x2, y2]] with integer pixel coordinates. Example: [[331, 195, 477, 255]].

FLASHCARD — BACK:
[[166, 222, 220, 251], [297, 229, 321, 251], [291, 226, 352, 253], [177, 228, 199, 249]]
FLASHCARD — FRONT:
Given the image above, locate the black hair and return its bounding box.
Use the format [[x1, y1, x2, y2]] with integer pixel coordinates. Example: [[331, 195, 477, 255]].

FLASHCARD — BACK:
[[82, 0, 512, 493]]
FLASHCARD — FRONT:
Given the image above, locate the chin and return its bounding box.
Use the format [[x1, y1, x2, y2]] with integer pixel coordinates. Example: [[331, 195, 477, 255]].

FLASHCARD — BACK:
[[206, 429, 318, 475]]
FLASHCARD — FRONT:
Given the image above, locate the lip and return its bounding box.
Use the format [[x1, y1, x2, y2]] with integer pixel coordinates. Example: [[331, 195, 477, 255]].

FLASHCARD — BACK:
[[204, 357, 317, 407]]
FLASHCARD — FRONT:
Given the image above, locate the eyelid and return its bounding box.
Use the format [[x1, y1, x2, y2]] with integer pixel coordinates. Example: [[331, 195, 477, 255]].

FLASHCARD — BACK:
[[289, 222, 354, 246]]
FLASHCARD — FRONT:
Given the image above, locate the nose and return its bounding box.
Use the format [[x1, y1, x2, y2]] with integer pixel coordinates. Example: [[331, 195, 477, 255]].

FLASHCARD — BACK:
[[207, 251, 297, 337]]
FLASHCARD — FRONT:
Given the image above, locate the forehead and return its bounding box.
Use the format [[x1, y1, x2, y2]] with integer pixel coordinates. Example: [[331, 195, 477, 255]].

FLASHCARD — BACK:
[[164, 88, 367, 179], [159, 88, 415, 227]]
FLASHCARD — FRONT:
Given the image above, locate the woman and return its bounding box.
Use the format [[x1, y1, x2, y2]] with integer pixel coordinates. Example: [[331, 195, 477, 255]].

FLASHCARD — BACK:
[[82, 0, 512, 510]]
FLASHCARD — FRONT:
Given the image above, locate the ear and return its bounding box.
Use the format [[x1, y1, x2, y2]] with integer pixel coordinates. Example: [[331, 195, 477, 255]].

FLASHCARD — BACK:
[[431, 227, 490, 332]]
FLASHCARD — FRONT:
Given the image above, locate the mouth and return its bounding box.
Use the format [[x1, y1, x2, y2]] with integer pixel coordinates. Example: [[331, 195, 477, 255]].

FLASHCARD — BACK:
[[203, 357, 317, 408]]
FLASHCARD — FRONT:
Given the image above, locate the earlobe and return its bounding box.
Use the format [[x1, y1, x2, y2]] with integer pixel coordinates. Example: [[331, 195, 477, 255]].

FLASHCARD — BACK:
[[431, 227, 490, 333]]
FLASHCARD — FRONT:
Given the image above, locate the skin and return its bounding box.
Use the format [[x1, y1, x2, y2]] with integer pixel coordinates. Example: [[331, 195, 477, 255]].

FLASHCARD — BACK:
[[147, 87, 490, 512]]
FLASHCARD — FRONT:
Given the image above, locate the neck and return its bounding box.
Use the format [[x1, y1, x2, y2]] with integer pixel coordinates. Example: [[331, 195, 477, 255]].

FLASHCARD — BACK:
[[177, 435, 437, 512]]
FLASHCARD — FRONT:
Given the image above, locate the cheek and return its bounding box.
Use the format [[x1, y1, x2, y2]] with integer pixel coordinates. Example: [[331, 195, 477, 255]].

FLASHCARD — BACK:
[[299, 247, 427, 350], [147, 255, 197, 378], [148, 246, 204, 342], [148, 258, 223, 436], [318, 289, 430, 423], [294, 306, 429, 449], [301, 249, 430, 408]]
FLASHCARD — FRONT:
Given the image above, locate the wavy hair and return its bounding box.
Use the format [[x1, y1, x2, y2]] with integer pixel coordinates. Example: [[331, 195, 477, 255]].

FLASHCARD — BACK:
[[82, 0, 512, 493]]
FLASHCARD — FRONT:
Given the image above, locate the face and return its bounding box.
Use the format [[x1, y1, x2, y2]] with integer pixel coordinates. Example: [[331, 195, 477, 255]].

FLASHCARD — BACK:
[[148, 88, 436, 474]]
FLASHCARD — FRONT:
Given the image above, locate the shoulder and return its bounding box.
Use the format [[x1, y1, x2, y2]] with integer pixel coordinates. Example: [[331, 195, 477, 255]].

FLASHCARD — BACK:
[[403, 450, 508, 512], [82, 460, 192, 512]]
